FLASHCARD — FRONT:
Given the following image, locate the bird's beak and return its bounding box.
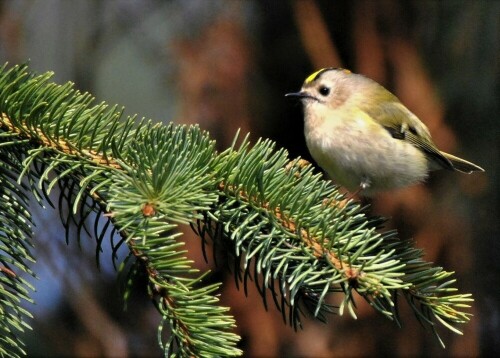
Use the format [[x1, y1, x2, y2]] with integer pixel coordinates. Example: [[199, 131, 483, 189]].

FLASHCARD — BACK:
[[285, 91, 316, 101]]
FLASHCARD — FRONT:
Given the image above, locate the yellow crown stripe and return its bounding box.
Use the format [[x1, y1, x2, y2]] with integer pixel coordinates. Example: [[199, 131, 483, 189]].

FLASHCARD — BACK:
[[304, 68, 352, 84], [305, 68, 328, 84]]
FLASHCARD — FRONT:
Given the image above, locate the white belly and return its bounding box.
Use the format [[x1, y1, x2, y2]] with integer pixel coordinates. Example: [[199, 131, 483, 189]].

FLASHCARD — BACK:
[[305, 115, 429, 195]]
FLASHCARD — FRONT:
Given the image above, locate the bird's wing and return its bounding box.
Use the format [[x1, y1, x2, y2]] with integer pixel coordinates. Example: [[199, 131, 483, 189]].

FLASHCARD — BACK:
[[363, 101, 453, 170]]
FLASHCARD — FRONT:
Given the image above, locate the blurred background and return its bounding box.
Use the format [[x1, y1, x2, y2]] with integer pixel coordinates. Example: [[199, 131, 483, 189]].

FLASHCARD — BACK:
[[0, 0, 498, 356]]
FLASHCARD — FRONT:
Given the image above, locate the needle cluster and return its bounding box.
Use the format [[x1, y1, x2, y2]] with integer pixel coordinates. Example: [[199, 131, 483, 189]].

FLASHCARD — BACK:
[[0, 64, 472, 356]]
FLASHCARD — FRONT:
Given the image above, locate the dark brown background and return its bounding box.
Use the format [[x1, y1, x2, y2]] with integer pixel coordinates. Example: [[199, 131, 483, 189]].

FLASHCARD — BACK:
[[1, 1, 497, 357]]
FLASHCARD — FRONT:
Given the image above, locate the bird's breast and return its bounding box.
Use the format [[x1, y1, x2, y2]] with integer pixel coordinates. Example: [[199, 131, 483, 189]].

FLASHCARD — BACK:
[[304, 112, 429, 194]]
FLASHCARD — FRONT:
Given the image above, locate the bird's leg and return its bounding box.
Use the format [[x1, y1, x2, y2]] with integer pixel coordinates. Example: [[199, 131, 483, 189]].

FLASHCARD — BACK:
[[323, 177, 371, 209], [360, 176, 371, 191], [346, 176, 371, 201]]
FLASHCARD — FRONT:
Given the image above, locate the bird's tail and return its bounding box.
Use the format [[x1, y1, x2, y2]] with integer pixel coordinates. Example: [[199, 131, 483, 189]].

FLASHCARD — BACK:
[[441, 151, 484, 173]]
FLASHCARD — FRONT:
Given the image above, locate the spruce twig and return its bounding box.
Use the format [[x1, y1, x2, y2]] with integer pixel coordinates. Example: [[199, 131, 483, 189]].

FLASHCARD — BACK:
[[0, 63, 473, 356]]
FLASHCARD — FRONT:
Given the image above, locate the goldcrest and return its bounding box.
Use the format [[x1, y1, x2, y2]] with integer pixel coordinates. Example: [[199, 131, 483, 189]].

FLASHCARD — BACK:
[[286, 68, 484, 196]]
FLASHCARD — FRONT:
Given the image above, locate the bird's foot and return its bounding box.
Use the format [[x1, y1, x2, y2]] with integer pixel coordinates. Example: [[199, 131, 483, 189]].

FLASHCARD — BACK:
[[345, 177, 371, 202], [322, 197, 349, 210]]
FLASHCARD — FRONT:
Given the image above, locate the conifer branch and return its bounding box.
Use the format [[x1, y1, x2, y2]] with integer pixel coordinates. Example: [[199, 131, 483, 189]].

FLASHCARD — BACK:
[[0, 63, 473, 356]]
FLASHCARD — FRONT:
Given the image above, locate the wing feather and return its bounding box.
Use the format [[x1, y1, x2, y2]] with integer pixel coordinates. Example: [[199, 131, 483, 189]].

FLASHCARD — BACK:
[[362, 101, 453, 170]]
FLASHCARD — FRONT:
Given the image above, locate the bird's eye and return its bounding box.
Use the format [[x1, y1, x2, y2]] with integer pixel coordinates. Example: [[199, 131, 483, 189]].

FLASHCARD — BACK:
[[319, 86, 330, 96]]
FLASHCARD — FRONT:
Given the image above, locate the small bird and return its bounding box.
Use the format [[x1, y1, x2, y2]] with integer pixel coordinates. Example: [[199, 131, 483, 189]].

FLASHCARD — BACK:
[[286, 68, 484, 196]]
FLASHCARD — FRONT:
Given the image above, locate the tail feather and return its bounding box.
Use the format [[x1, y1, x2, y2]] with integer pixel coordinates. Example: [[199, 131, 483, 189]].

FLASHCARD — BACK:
[[441, 151, 484, 174]]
